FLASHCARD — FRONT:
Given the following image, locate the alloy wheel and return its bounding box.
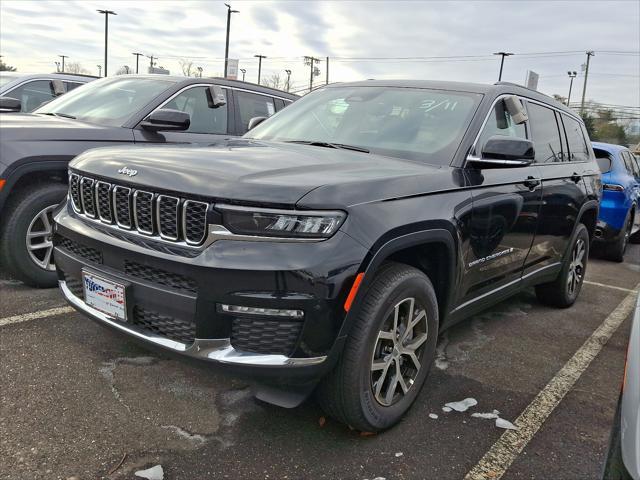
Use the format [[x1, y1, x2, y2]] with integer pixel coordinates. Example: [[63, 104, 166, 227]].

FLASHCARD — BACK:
[[567, 238, 585, 296], [25, 205, 56, 271], [370, 297, 429, 406]]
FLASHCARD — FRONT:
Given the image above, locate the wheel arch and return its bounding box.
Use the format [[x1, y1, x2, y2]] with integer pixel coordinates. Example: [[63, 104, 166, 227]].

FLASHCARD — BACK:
[[576, 200, 599, 242]]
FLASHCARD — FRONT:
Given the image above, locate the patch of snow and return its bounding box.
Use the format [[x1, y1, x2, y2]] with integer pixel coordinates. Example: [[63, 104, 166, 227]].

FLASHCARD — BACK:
[[135, 465, 164, 480], [496, 418, 518, 430], [471, 412, 499, 420], [395, 452, 403, 457], [442, 406, 452, 413], [444, 397, 477, 412], [429, 413, 438, 419]]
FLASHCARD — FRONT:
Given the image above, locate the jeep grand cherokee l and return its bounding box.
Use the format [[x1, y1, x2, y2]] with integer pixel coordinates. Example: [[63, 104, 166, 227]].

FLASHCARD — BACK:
[[0, 74, 296, 287], [53, 80, 601, 431]]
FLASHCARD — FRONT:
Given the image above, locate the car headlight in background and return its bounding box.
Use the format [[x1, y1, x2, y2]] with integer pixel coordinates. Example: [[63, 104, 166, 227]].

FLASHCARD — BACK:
[[215, 204, 346, 239]]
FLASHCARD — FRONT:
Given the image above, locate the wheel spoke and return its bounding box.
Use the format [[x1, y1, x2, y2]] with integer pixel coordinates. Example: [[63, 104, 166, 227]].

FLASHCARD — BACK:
[[404, 350, 421, 371], [371, 360, 388, 372], [404, 332, 428, 351], [43, 245, 54, 268], [384, 369, 399, 405], [39, 210, 52, 232], [27, 230, 49, 239], [397, 362, 410, 394], [28, 241, 52, 251], [378, 330, 395, 341]]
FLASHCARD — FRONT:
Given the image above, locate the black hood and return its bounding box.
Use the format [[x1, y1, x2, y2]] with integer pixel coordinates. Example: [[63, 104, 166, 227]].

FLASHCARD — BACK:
[[0, 113, 129, 142], [70, 140, 452, 207]]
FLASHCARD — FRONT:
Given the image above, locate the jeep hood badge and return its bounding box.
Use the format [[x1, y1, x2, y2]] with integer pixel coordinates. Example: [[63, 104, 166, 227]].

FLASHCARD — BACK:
[[118, 167, 138, 177]]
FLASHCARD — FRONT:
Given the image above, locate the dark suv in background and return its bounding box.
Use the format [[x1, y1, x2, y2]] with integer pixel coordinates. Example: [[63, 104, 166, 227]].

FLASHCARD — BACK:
[[0, 75, 296, 287], [53, 80, 601, 431]]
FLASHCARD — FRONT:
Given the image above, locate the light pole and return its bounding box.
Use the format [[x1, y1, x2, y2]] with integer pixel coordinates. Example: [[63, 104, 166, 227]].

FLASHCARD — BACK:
[[285, 69, 291, 92], [240, 68, 246, 81], [493, 51, 513, 81], [132, 52, 144, 74], [97, 65, 102, 77], [254, 54, 266, 84], [566, 71, 577, 106], [97, 9, 117, 77], [224, 3, 239, 78], [58, 55, 68, 72]]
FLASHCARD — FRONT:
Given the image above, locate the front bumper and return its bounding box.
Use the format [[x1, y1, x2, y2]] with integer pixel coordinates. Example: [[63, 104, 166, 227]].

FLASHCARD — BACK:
[[54, 204, 368, 382]]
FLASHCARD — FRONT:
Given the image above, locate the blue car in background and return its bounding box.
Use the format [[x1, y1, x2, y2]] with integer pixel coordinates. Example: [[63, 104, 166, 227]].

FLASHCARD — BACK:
[[592, 142, 640, 261]]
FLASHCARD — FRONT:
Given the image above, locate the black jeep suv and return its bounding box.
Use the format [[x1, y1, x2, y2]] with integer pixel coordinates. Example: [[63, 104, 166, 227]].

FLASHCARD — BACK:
[[53, 80, 601, 431]]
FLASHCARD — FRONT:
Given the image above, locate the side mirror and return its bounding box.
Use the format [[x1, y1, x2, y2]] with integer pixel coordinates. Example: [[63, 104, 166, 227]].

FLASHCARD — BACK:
[[247, 116, 267, 131], [0, 96, 22, 112], [52, 80, 66, 96], [467, 136, 535, 169], [141, 108, 190, 132], [207, 85, 226, 108]]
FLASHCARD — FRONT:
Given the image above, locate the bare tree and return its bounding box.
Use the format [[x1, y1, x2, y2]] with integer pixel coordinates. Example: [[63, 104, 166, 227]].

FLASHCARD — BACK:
[[65, 62, 90, 74], [0, 59, 17, 71], [262, 73, 282, 89], [116, 65, 131, 75], [179, 58, 195, 77]]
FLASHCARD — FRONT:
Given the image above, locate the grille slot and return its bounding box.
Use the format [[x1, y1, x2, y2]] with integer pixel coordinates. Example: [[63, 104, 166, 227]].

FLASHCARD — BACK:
[[96, 181, 113, 223], [134, 190, 155, 235], [157, 196, 180, 240], [124, 260, 197, 293], [183, 200, 208, 245], [68, 174, 211, 246], [231, 317, 303, 356], [132, 306, 195, 344], [56, 235, 103, 264], [80, 177, 96, 218], [69, 173, 82, 212], [113, 186, 132, 228]]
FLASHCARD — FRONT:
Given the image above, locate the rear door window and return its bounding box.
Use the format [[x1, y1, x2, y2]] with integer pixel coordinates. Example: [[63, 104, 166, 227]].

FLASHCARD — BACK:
[[163, 86, 228, 134], [236, 91, 276, 132], [561, 115, 590, 162], [527, 102, 564, 163]]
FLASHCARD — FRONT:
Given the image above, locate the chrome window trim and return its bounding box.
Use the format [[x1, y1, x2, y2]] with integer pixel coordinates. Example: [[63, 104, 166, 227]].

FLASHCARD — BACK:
[[182, 200, 209, 245], [95, 181, 114, 224], [79, 177, 96, 218], [133, 190, 155, 235], [69, 173, 83, 213], [113, 185, 133, 229], [156, 195, 180, 241]]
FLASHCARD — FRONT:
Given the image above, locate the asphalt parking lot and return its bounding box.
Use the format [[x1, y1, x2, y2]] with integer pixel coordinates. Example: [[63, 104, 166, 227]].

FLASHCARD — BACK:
[[1, 245, 639, 480]]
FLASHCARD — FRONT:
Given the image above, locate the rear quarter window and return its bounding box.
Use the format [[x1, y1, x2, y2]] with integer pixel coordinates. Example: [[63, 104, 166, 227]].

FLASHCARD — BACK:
[[593, 149, 612, 173]]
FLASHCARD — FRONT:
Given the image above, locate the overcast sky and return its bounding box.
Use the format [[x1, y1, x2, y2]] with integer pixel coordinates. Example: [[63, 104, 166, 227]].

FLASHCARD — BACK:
[[1, 0, 638, 107]]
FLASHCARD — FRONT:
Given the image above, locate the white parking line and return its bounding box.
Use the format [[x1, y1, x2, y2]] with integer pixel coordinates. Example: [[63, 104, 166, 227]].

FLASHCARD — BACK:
[[584, 280, 634, 293], [465, 283, 640, 480], [0, 306, 74, 327]]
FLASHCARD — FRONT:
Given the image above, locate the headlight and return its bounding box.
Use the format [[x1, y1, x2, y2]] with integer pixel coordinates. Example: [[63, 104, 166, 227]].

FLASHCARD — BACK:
[[215, 204, 346, 239]]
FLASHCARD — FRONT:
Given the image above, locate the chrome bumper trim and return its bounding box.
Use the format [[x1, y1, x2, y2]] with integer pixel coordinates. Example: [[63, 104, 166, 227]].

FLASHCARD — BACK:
[[60, 280, 326, 367]]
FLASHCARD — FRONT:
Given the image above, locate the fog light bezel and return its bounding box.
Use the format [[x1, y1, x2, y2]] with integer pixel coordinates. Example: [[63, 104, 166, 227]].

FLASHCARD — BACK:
[[218, 303, 304, 319]]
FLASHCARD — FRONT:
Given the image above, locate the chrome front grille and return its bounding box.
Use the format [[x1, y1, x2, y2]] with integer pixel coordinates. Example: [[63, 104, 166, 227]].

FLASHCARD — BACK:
[[68, 173, 209, 246]]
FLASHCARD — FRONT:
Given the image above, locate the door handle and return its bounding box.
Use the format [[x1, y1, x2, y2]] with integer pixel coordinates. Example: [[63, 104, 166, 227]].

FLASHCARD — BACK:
[[523, 176, 541, 190], [570, 172, 582, 183]]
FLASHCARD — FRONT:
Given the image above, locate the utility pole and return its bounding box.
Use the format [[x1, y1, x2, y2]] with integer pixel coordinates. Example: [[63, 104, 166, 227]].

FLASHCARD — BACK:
[[580, 51, 595, 114], [224, 3, 239, 78], [97, 65, 102, 77], [240, 68, 246, 81], [304, 56, 320, 93], [254, 54, 266, 84], [566, 71, 577, 106], [132, 52, 144, 74], [147, 55, 156, 72], [326, 56, 329, 85], [58, 55, 68, 73], [97, 9, 116, 77], [493, 52, 513, 81], [285, 69, 291, 92]]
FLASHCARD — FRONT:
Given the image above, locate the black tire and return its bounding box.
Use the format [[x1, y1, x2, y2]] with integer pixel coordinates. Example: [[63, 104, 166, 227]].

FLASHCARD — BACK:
[[317, 262, 439, 432], [535, 223, 589, 308], [604, 212, 632, 262], [0, 183, 67, 288], [629, 210, 640, 244]]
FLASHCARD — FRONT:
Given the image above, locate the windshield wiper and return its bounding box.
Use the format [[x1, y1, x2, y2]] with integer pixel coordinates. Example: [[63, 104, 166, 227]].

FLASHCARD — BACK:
[[42, 112, 76, 119], [285, 140, 369, 153]]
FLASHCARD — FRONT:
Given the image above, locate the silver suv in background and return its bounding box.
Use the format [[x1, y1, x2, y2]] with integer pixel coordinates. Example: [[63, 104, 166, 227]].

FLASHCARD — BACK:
[[0, 72, 97, 112]]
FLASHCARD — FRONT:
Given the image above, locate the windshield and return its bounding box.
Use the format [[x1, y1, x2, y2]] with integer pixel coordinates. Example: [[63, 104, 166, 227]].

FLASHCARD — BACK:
[[35, 76, 175, 126], [246, 86, 482, 164], [0, 73, 20, 88]]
